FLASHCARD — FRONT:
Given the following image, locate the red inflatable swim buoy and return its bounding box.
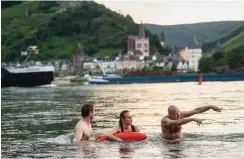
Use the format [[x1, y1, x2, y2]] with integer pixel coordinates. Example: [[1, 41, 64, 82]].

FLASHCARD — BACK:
[[95, 132, 147, 142]]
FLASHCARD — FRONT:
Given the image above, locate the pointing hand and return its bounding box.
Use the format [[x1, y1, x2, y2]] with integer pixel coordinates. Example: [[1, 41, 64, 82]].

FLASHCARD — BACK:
[[193, 118, 203, 126], [211, 106, 222, 112]]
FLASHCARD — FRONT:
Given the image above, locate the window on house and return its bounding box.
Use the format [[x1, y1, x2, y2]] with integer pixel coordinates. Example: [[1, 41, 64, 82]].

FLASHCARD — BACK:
[[137, 43, 141, 48], [144, 43, 148, 47]]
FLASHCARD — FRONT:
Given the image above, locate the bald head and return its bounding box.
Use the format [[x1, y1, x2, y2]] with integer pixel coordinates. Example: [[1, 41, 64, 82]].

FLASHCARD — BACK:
[[167, 105, 180, 120], [168, 105, 179, 113]]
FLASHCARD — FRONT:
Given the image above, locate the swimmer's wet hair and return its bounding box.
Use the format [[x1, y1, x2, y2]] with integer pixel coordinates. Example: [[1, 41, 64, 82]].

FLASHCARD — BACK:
[[119, 110, 129, 130], [81, 104, 94, 117]]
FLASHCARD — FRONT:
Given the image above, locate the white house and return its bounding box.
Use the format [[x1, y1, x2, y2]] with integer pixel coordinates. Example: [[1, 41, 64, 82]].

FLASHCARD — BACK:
[[60, 63, 67, 71], [160, 41, 165, 47], [84, 58, 145, 74], [167, 61, 173, 70], [115, 60, 144, 71], [152, 55, 157, 61], [177, 61, 188, 72], [156, 62, 165, 68], [179, 47, 202, 72], [102, 60, 116, 73], [83, 61, 96, 73], [188, 48, 202, 72], [84, 58, 117, 74]]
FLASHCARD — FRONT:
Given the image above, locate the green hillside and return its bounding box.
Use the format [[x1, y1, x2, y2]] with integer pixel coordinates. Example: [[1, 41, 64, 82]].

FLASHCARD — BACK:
[[1, 1, 23, 9], [2, 1, 243, 63], [222, 32, 244, 52], [145, 21, 244, 48], [198, 30, 244, 72], [1, 1, 58, 61], [1, 1, 39, 19], [1, 1, 168, 62], [202, 24, 244, 52], [222, 32, 244, 70]]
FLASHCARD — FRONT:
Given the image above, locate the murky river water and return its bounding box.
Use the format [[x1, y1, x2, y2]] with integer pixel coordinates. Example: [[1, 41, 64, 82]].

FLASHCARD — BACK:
[[1, 81, 244, 158]]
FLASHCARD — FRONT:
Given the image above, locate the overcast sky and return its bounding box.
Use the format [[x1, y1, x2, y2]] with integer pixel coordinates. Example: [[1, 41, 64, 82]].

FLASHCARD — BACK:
[[95, 0, 244, 25]]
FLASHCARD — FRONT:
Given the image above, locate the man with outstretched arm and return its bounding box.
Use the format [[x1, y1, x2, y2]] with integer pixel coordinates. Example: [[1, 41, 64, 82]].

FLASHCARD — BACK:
[[161, 105, 221, 140]]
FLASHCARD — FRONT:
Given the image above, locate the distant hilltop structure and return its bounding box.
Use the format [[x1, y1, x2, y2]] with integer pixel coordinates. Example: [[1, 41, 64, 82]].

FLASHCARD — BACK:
[[57, 1, 92, 8]]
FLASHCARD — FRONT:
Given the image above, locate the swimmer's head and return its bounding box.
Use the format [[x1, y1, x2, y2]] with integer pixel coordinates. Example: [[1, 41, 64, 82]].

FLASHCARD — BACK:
[[81, 104, 95, 120], [119, 110, 132, 126], [168, 105, 180, 120]]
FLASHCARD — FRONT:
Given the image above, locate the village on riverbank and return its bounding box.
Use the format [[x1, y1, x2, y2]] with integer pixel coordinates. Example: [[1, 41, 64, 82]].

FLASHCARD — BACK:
[[2, 1, 243, 86]]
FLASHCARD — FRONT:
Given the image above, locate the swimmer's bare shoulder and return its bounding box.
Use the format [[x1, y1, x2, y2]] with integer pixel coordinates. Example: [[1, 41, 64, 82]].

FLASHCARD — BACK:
[[74, 120, 82, 131], [75, 122, 83, 131], [75, 119, 83, 127], [161, 116, 169, 126], [73, 120, 85, 142]]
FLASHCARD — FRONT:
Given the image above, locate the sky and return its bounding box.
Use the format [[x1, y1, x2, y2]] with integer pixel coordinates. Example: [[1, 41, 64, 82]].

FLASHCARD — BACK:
[[95, 0, 244, 25]]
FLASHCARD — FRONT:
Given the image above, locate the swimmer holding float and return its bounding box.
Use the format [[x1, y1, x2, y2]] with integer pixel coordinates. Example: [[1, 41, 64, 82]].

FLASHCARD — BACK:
[[73, 104, 221, 143], [103, 110, 140, 141]]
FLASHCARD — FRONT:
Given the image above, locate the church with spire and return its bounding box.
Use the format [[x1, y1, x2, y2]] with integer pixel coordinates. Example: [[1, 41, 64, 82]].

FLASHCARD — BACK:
[[127, 22, 150, 57]]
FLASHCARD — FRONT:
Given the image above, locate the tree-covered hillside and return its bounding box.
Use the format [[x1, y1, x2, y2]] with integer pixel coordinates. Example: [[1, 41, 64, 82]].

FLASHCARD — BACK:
[[198, 31, 244, 73], [202, 24, 244, 52], [145, 21, 244, 48], [1, 1, 169, 62], [222, 32, 244, 52]]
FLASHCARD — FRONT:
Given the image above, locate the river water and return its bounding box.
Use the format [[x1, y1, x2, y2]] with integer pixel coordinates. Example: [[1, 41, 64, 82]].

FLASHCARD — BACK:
[[1, 81, 244, 159]]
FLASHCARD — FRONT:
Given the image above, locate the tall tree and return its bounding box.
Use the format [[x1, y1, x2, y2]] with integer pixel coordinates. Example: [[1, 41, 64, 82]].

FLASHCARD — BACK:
[[160, 30, 165, 41], [199, 57, 214, 73], [227, 46, 244, 69]]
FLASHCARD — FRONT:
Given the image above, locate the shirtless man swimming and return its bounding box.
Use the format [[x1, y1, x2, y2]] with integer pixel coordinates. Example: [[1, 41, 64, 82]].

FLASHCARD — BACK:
[[161, 105, 221, 140], [73, 104, 95, 143]]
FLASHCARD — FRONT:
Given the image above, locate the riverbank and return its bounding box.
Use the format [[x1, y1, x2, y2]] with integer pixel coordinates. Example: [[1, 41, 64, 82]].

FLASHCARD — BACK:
[[52, 76, 88, 86], [89, 73, 244, 84], [52, 77, 71, 85]]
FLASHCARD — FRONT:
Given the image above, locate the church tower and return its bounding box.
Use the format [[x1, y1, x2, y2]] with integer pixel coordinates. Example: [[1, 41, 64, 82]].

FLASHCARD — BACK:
[[127, 22, 150, 57], [138, 21, 146, 38], [135, 22, 150, 56]]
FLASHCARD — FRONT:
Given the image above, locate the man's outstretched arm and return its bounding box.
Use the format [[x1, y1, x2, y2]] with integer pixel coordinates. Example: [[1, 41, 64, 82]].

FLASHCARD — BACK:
[[181, 105, 221, 118], [161, 117, 203, 126]]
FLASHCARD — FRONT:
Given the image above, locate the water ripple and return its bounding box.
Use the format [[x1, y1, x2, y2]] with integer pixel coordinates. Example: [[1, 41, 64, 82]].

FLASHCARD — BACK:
[[1, 81, 244, 158]]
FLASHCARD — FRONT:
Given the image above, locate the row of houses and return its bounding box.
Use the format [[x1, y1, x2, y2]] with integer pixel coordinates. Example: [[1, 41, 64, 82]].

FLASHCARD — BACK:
[[70, 21, 205, 75], [82, 46, 203, 74], [2, 45, 204, 75], [35, 36, 202, 75]]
